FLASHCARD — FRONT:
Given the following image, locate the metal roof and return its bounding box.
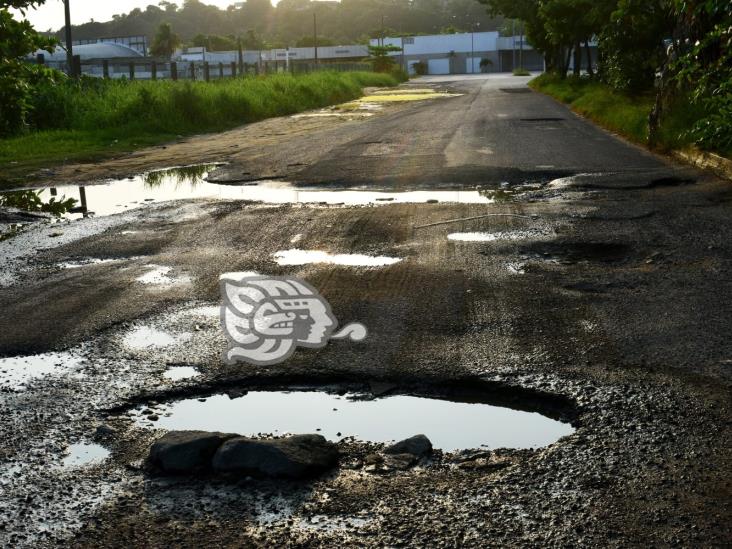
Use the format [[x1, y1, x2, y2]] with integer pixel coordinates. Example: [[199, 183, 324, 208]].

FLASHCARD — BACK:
[[34, 42, 144, 61]]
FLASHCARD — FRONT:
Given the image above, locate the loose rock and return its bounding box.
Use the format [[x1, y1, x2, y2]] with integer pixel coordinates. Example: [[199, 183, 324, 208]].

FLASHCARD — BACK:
[[212, 434, 338, 479], [384, 434, 432, 457], [150, 431, 236, 474]]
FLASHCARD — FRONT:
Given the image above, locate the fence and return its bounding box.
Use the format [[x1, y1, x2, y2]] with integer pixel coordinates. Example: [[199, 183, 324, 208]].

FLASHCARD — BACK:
[[35, 54, 371, 81]]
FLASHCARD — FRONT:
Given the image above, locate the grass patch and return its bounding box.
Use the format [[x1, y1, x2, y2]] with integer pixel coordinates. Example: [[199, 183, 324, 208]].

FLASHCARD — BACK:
[[513, 68, 531, 76], [0, 71, 401, 187], [529, 73, 652, 143], [529, 73, 726, 158]]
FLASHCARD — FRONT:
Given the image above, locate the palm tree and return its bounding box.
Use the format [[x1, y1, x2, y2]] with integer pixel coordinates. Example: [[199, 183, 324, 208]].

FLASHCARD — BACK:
[[150, 23, 181, 58]]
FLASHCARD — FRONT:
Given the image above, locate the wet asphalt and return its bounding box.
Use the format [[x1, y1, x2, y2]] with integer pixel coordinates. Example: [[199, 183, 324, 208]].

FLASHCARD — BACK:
[[0, 74, 730, 547]]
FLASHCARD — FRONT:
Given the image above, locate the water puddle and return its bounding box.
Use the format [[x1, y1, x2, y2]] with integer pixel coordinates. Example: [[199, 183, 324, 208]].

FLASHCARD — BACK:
[[62, 443, 109, 468], [448, 229, 547, 242], [0, 351, 85, 389], [1, 166, 495, 220], [133, 390, 574, 451], [273, 249, 402, 267], [136, 265, 190, 286], [59, 258, 124, 269], [163, 366, 201, 381], [123, 326, 192, 350]]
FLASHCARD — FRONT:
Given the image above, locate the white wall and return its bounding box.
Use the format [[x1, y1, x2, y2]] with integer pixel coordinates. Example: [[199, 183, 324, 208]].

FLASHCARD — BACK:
[[428, 58, 450, 75], [375, 32, 499, 55]]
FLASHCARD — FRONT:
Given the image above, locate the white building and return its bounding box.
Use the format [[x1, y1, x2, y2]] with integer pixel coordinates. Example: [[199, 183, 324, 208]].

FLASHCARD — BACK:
[[372, 32, 544, 75]]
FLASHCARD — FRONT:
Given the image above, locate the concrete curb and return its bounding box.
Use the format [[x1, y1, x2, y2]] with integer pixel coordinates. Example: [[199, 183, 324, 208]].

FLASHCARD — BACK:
[[672, 149, 732, 181]]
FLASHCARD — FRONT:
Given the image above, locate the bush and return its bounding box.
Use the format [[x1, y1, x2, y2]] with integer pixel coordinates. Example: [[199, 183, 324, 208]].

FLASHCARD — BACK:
[[413, 61, 428, 75], [513, 68, 530, 76]]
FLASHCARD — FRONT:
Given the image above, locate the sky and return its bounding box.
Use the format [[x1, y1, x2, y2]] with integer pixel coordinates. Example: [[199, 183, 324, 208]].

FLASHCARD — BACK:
[[12, 1, 240, 32]]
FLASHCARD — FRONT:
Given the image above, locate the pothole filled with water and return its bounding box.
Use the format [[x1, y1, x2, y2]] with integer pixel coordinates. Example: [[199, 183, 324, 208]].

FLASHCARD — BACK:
[[163, 366, 201, 381], [273, 249, 402, 267], [0, 165, 498, 220], [0, 350, 85, 389], [62, 442, 110, 468], [132, 386, 575, 451]]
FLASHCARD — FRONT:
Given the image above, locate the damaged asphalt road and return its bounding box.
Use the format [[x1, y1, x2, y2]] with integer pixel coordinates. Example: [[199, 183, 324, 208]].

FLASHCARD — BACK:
[[0, 74, 730, 547]]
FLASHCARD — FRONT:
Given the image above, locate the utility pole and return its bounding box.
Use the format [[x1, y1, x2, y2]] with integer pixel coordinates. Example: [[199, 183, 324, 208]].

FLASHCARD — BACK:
[[519, 21, 523, 69], [512, 19, 516, 70], [63, 0, 74, 77], [313, 13, 318, 66], [471, 22, 480, 74]]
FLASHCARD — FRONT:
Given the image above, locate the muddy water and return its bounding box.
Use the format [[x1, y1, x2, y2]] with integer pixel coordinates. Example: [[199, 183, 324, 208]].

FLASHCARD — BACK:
[[133, 390, 574, 451], [62, 443, 109, 468], [0, 165, 496, 220]]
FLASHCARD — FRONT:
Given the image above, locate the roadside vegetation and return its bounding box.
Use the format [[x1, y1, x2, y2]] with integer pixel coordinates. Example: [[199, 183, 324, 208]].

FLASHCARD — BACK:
[[0, 70, 402, 184], [482, 0, 731, 159], [528, 74, 720, 156]]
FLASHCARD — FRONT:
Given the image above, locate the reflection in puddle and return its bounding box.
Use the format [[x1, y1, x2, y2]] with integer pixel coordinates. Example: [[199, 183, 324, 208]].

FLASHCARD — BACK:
[[1, 167, 495, 221], [133, 391, 574, 450], [163, 366, 201, 381], [136, 265, 190, 286], [62, 443, 109, 468], [448, 230, 549, 242], [59, 258, 124, 269], [123, 326, 192, 350], [448, 232, 500, 242], [0, 351, 84, 389], [273, 249, 402, 267]]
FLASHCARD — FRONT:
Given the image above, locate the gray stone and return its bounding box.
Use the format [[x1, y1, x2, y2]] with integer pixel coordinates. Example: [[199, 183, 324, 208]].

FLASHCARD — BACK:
[[384, 434, 432, 457], [150, 431, 236, 474], [212, 434, 338, 478], [384, 453, 417, 470]]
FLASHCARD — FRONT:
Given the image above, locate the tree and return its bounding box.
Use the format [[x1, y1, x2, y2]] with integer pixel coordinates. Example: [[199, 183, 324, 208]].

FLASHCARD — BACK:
[[150, 22, 180, 58], [366, 44, 401, 72], [0, 1, 57, 136]]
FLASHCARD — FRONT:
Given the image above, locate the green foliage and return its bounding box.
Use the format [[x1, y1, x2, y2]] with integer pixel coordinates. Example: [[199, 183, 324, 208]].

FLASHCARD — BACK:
[[295, 36, 335, 47], [55, 0, 504, 49], [0, 71, 401, 181], [513, 67, 530, 76], [0, 3, 57, 136], [669, 0, 732, 152], [366, 44, 402, 72], [598, 0, 675, 92], [412, 61, 428, 75], [150, 22, 181, 58], [0, 189, 76, 216], [191, 34, 237, 51]]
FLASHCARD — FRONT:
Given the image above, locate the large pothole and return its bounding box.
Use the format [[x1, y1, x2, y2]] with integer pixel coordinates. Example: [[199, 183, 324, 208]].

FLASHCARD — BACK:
[[129, 383, 576, 452]]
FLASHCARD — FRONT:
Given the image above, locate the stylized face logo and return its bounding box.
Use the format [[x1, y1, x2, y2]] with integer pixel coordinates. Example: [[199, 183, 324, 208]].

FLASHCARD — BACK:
[[221, 274, 365, 365]]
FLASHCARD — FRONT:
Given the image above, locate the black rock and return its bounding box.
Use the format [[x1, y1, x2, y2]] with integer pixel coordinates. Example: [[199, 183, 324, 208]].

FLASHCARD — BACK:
[[150, 431, 236, 474], [384, 434, 432, 457], [212, 434, 338, 478]]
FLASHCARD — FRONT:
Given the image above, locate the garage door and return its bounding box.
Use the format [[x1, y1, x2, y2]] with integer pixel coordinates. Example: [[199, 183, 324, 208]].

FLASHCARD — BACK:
[[428, 58, 450, 75]]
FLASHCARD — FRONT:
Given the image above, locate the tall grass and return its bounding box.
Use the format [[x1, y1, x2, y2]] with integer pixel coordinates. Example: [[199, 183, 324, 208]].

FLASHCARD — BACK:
[[0, 71, 401, 185], [529, 73, 652, 143], [529, 73, 709, 153]]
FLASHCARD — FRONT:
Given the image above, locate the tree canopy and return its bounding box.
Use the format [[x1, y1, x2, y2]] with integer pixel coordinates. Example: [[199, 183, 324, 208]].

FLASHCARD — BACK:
[[53, 0, 504, 49]]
